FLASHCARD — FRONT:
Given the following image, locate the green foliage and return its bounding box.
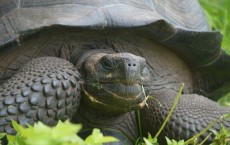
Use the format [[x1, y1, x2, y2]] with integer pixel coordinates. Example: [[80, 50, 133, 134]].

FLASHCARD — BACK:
[[143, 133, 158, 145], [211, 124, 230, 145], [211, 113, 230, 145], [84, 129, 118, 145], [138, 117, 230, 145], [218, 92, 230, 107], [0, 133, 6, 145], [200, 0, 230, 53], [165, 137, 185, 145], [2, 120, 118, 145]]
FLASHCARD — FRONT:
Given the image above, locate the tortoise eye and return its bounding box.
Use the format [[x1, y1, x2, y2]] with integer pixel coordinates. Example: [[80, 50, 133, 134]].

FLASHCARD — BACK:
[[101, 59, 114, 70]]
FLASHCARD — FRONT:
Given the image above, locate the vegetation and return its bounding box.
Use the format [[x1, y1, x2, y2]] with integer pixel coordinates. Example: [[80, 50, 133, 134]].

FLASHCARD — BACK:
[[140, 115, 230, 145], [0, 121, 118, 145], [199, 0, 230, 53]]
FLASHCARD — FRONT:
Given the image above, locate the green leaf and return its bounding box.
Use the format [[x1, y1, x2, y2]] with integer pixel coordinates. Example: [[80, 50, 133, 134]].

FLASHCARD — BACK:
[[166, 137, 172, 145], [85, 129, 118, 145], [147, 133, 158, 145], [223, 112, 230, 119], [7, 134, 26, 145], [165, 137, 185, 145], [141, 133, 159, 145], [211, 123, 230, 145], [52, 120, 82, 139], [8, 120, 85, 145], [143, 138, 154, 145], [7, 120, 120, 145], [11, 120, 24, 133], [0, 133, 6, 139]]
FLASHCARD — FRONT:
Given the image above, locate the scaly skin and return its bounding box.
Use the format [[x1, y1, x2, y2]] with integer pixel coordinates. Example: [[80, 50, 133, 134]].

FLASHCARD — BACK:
[[0, 51, 230, 145], [0, 57, 81, 134], [141, 89, 230, 144]]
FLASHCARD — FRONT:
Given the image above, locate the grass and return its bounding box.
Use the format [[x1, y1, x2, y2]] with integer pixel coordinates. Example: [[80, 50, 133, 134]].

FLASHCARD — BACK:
[[199, 0, 230, 53]]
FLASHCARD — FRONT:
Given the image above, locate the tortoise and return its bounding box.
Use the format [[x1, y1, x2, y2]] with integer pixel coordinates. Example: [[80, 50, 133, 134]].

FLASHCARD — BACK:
[[0, 0, 230, 144]]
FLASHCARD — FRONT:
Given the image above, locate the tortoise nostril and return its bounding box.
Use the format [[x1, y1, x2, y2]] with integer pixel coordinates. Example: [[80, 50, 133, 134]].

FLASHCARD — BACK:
[[128, 63, 137, 67]]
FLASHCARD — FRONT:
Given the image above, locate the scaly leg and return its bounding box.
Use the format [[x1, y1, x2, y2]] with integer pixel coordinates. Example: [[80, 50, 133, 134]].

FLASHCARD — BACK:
[[0, 57, 81, 134], [141, 89, 230, 144]]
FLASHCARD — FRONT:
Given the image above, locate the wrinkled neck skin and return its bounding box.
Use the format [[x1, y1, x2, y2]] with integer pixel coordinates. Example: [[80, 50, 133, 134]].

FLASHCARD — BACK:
[[74, 105, 140, 142], [74, 101, 136, 127], [73, 101, 139, 141]]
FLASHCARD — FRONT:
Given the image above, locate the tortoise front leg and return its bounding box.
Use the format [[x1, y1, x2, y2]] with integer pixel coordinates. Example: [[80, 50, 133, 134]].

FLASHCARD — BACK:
[[140, 89, 230, 144], [0, 57, 81, 134]]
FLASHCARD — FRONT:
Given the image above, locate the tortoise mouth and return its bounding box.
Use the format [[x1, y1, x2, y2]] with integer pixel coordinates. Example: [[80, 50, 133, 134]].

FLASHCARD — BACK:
[[101, 83, 144, 98], [83, 82, 147, 111], [85, 82, 145, 99]]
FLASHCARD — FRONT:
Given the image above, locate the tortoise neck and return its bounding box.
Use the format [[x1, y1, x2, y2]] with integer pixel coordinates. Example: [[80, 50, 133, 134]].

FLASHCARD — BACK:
[[74, 100, 132, 127], [80, 88, 133, 116], [72, 103, 139, 141]]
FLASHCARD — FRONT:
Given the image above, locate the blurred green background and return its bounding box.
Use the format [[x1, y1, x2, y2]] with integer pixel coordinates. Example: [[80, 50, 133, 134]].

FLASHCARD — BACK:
[[200, 0, 230, 52], [199, 0, 230, 106]]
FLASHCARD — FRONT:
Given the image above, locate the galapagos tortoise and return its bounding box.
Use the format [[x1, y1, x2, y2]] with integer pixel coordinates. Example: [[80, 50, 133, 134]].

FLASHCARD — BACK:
[[0, 0, 230, 144]]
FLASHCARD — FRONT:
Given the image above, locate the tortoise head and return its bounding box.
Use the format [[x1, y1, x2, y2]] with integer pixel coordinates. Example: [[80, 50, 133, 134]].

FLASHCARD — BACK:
[[81, 52, 150, 115]]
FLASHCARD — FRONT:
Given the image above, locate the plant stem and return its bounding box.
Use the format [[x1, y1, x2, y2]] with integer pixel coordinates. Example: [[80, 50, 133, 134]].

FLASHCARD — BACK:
[[199, 133, 211, 145], [184, 117, 222, 144], [154, 83, 184, 138], [137, 110, 143, 143]]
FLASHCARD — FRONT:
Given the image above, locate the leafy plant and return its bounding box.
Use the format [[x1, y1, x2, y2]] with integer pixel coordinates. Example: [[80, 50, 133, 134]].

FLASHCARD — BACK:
[[143, 133, 158, 145], [84, 129, 118, 145], [165, 137, 185, 145], [211, 113, 230, 145], [211, 124, 230, 145], [2, 120, 118, 145], [137, 117, 230, 145], [218, 92, 230, 107]]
